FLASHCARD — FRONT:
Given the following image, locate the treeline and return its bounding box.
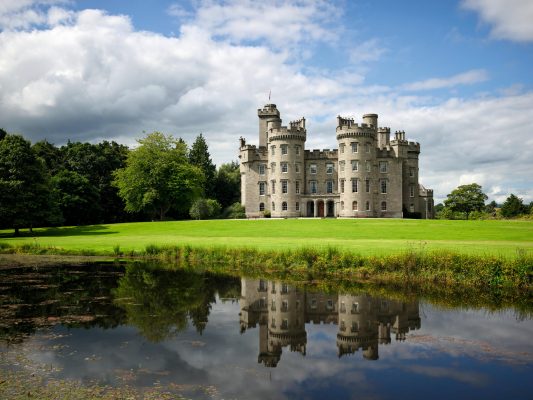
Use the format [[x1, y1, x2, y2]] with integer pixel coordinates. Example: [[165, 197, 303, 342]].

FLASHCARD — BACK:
[[435, 183, 533, 220], [0, 129, 242, 235]]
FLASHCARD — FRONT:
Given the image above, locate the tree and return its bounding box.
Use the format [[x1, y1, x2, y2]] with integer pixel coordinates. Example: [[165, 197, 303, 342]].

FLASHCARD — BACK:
[[214, 161, 241, 208], [189, 134, 216, 198], [485, 200, 498, 214], [500, 194, 527, 218], [443, 183, 488, 219], [51, 170, 102, 226], [32, 140, 63, 174], [0, 128, 7, 141], [0, 134, 61, 235], [61, 140, 130, 223], [113, 132, 204, 220]]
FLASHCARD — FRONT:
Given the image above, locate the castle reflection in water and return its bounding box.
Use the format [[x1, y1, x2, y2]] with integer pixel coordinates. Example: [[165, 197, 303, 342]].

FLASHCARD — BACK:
[[239, 279, 421, 367]]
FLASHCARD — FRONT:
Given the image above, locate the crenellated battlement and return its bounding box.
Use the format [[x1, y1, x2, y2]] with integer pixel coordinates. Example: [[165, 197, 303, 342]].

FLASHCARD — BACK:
[[378, 127, 390, 132], [304, 148, 338, 159], [258, 103, 280, 117], [289, 117, 306, 130]]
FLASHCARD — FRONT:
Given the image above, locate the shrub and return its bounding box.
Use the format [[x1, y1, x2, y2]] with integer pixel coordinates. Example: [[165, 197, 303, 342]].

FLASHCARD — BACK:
[[190, 198, 222, 220], [223, 202, 246, 219], [263, 210, 271, 218]]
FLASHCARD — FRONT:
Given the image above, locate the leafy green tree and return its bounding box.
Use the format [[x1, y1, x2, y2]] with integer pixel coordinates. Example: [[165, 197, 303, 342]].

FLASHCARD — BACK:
[[214, 161, 241, 208], [113, 132, 204, 220], [51, 170, 102, 226], [500, 194, 527, 218], [443, 183, 488, 219], [32, 140, 63, 174], [189, 133, 216, 197], [0, 134, 61, 235], [0, 128, 7, 141], [61, 141, 130, 223]]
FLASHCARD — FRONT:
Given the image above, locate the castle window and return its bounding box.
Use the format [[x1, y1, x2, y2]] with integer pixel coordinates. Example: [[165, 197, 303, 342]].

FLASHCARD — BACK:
[[327, 300, 334, 310], [365, 142, 371, 153], [271, 146, 275, 156], [281, 162, 288, 173], [310, 299, 317, 309], [259, 280, 267, 291], [282, 201, 287, 211], [380, 179, 387, 194], [340, 302, 346, 313], [326, 163, 334, 174], [352, 201, 358, 211], [379, 161, 388, 173], [352, 302, 359, 313], [340, 161, 345, 172], [340, 144, 345, 154], [271, 180, 276, 194], [340, 179, 345, 193], [295, 163, 300, 173], [281, 319, 288, 330], [271, 162, 276, 173], [282, 180, 288, 194], [410, 167, 415, 178], [326, 180, 333, 194], [351, 142, 358, 153], [281, 144, 288, 155], [259, 182, 266, 196], [365, 179, 370, 193], [259, 164, 265, 175], [410, 185, 415, 197], [272, 202, 275, 211], [259, 202, 265, 211], [366, 161, 371, 172], [351, 322, 359, 332], [295, 145, 300, 155], [351, 160, 359, 171], [351, 178, 359, 193], [310, 164, 317, 174], [341, 201, 344, 210], [410, 203, 415, 212], [310, 180, 317, 194], [381, 201, 387, 211], [340, 320, 346, 331], [366, 201, 371, 211], [271, 299, 276, 310], [295, 202, 300, 211], [281, 299, 288, 310], [295, 180, 300, 194], [271, 317, 276, 328]]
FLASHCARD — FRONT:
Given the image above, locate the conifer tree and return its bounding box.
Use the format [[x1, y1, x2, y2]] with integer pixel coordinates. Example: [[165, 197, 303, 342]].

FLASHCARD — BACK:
[[189, 134, 216, 198]]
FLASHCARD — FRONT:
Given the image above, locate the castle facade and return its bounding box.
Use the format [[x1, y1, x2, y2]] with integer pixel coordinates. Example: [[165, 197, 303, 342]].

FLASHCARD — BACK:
[[239, 104, 434, 218]]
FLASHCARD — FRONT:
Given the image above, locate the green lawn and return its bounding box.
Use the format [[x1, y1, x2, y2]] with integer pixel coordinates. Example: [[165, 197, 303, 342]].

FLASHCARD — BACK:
[[1, 218, 532, 257]]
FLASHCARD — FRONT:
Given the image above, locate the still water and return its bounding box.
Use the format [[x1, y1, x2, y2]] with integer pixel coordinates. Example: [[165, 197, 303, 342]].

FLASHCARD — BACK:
[[0, 263, 532, 399]]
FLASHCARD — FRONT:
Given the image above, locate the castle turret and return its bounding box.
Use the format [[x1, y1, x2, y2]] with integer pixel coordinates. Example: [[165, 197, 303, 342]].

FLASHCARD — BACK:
[[336, 115, 377, 217], [258, 104, 281, 148], [268, 116, 306, 217]]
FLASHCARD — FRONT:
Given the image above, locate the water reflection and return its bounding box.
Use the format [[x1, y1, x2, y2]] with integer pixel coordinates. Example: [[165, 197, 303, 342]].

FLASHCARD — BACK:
[[240, 279, 420, 366]]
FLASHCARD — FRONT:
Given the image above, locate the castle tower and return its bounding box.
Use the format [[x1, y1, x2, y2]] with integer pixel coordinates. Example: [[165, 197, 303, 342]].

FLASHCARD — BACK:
[[258, 104, 281, 148], [268, 116, 306, 217], [336, 115, 377, 217]]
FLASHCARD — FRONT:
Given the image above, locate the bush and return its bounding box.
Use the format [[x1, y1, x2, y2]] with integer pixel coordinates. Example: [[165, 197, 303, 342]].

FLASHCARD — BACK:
[[468, 211, 489, 220], [223, 202, 246, 219], [263, 210, 271, 218], [190, 198, 222, 220]]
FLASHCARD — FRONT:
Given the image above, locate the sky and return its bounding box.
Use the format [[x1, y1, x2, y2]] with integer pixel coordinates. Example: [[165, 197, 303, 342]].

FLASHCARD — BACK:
[[0, 0, 532, 203]]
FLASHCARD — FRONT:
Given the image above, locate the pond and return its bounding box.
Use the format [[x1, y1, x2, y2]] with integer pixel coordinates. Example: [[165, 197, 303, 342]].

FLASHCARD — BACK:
[[0, 262, 532, 399]]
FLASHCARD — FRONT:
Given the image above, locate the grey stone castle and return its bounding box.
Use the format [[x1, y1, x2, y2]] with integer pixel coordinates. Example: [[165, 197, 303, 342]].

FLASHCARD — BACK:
[[239, 104, 434, 218]]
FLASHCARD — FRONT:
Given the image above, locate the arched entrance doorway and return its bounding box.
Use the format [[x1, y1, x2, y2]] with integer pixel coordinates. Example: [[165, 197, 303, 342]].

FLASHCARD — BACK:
[[326, 200, 335, 217], [306, 201, 314, 217], [317, 200, 325, 217]]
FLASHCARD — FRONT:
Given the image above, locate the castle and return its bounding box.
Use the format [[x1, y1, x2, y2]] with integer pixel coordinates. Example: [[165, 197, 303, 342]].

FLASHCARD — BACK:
[[239, 104, 434, 218]]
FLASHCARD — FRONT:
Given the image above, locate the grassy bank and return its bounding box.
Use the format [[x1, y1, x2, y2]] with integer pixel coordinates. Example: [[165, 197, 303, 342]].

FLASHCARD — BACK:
[[1, 218, 533, 256]]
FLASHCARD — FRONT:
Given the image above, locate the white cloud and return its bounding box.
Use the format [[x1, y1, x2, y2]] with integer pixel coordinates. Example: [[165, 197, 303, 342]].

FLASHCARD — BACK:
[[0, 0, 69, 30], [349, 39, 387, 64], [461, 0, 533, 42], [167, 0, 340, 49], [402, 69, 489, 91]]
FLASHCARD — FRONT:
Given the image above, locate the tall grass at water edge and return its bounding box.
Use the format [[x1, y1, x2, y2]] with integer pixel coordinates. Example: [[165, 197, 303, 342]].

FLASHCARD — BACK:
[[1, 241, 529, 289]]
